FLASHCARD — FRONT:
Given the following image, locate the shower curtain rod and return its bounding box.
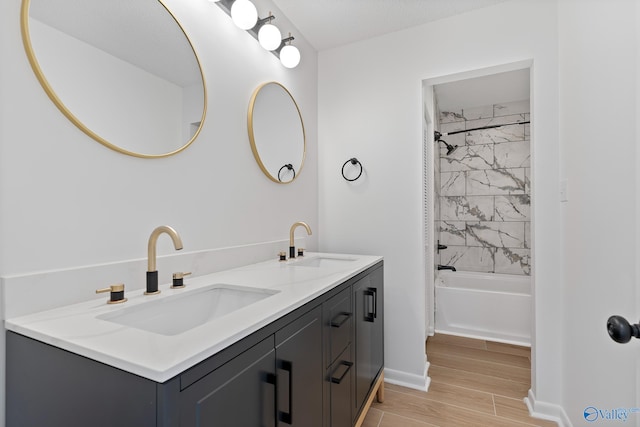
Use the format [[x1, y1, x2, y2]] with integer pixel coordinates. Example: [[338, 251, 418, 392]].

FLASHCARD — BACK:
[[443, 120, 530, 136]]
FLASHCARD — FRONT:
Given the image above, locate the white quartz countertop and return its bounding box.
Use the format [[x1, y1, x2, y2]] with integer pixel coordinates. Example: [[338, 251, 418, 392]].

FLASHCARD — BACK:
[[5, 252, 382, 383]]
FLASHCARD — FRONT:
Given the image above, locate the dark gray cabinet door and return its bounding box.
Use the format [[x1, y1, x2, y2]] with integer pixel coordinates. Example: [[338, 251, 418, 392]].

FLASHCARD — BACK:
[[179, 336, 276, 427], [6, 331, 157, 427], [353, 264, 384, 415], [275, 305, 323, 427]]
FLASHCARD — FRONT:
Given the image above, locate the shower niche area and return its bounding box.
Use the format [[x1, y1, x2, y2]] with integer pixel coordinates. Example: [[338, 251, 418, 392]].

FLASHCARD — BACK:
[[426, 67, 532, 345]]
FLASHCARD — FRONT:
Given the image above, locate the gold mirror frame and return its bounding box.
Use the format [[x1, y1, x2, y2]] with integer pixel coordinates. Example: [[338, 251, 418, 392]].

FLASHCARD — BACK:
[[248, 82, 306, 184], [20, 0, 207, 159]]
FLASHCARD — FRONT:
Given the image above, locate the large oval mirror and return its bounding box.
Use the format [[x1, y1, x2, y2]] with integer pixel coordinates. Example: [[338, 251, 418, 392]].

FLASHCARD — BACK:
[[21, 0, 206, 158], [248, 82, 305, 183]]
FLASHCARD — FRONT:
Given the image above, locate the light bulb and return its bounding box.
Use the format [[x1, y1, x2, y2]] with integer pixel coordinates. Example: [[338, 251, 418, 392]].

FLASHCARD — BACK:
[[258, 23, 282, 51], [280, 45, 300, 68], [231, 0, 258, 30]]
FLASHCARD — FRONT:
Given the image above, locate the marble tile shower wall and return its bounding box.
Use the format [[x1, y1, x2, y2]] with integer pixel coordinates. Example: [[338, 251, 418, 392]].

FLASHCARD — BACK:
[[438, 100, 531, 275]]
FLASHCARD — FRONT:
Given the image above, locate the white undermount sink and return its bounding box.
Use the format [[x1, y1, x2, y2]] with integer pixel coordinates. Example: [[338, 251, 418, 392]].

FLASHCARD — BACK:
[[97, 284, 279, 336], [292, 256, 357, 268]]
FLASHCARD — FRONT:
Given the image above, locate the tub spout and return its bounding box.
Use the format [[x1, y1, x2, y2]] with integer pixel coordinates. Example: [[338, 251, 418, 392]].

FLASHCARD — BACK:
[[437, 265, 456, 272]]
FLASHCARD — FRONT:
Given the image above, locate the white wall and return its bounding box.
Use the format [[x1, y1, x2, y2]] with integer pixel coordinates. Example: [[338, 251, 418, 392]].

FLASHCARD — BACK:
[[318, 0, 563, 413], [0, 0, 318, 274], [558, 0, 639, 424], [0, 0, 317, 424]]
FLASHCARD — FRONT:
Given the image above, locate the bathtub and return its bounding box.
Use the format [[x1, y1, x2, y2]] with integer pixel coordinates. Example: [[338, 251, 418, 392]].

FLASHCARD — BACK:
[[434, 270, 531, 346]]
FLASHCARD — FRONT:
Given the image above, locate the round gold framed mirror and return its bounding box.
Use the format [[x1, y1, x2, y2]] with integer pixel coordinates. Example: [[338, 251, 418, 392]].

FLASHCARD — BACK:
[[248, 82, 305, 184], [21, 0, 207, 158]]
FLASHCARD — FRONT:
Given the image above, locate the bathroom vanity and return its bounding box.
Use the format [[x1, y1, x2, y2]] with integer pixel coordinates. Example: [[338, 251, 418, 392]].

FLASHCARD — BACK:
[[6, 254, 383, 427]]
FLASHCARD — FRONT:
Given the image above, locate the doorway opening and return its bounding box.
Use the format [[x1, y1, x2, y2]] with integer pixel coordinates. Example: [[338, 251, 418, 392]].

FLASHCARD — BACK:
[[422, 62, 533, 352]]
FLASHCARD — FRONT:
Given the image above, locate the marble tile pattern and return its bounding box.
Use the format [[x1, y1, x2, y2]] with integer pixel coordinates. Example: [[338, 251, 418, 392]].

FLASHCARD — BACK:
[[495, 195, 530, 221], [466, 221, 526, 249], [462, 104, 494, 120], [494, 100, 530, 117], [466, 168, 526, 196], [440, 196, 494, 222], [434, 128, 441, 264], [441, 171, 466, 196], [437, 100, 531, 275], [439, 110, 464, 123], [494, 141, 530, 169], [441, 144, 494, 172], [439, 220, 466, 246], [440, 247, 495, 272], [466, 123, 525, 145]]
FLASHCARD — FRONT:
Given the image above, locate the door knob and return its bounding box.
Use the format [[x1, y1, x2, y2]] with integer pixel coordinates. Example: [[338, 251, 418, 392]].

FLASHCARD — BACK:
[[607, 315, 640, 343]]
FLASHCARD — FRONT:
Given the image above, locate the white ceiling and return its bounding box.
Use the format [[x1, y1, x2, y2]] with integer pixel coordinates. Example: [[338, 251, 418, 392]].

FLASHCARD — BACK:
[[434, 68, 530, 111], [270, 0, 526, 112], [271, 0, 511, 51]]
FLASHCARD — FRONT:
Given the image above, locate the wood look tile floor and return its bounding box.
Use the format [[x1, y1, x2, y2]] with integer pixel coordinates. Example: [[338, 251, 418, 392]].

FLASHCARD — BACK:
[[362, 334, 558, 427]]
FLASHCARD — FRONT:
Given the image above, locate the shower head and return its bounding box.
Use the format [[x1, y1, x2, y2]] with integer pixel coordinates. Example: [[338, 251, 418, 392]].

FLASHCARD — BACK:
[[434, 131, 458, 156], [445, 143, 458, 156]]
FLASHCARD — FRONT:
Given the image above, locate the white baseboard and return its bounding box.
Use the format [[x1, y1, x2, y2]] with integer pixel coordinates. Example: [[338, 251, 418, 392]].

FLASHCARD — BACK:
[[524, 389, 571, 427], [384, 359, 431, 392]]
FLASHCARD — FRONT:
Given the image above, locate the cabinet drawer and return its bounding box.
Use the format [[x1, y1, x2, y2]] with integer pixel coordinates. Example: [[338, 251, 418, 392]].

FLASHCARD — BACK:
[[328, 345, 353, 427], [324, 287, 352, 367]]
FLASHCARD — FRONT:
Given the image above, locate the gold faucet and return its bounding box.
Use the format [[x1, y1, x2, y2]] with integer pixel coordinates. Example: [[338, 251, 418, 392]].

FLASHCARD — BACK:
[[289, 221, 312, 259], [146, 225, 183, 295]]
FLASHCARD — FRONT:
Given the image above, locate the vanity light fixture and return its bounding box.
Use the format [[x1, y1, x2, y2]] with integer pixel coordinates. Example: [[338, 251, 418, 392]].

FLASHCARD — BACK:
[[278, 33, 300, 68], [212, 0, 301, 69], [231, 0, 258, 30], [258, 13, 282, 51]]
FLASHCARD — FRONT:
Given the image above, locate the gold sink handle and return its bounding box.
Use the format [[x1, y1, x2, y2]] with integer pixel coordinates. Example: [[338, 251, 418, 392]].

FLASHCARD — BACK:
[[96, 283, 127, 304], [171, 271, 192, 289]]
